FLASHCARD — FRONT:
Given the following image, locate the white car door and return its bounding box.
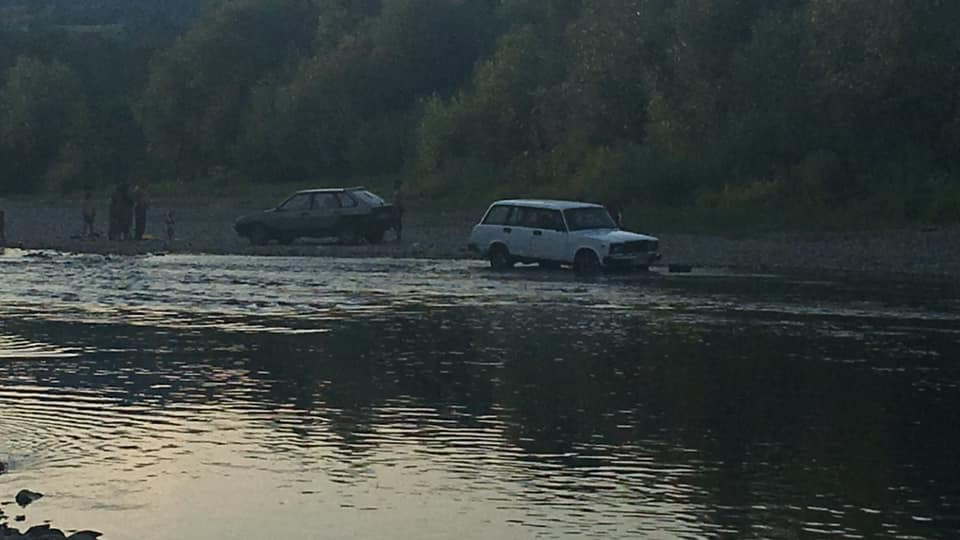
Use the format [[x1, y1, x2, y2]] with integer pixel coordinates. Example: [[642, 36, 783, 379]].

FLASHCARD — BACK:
[[471, 204, 511, 253], [526, 208, 568, 262], [503, 206, 535, 258]]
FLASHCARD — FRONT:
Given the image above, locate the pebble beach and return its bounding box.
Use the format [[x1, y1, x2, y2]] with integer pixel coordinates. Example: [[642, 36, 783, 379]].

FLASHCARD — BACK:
[[1, 199, 959, 280]]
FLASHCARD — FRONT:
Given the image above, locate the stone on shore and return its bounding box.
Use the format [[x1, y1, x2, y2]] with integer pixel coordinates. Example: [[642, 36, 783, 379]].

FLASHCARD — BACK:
[[65, 532, 101, 540], [25, 525, 66, 540], [13, 492, 42, 508]]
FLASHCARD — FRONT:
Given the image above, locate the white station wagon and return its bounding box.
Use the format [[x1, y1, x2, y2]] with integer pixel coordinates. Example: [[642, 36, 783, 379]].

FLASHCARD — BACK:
[[467, 199, 661, 273]]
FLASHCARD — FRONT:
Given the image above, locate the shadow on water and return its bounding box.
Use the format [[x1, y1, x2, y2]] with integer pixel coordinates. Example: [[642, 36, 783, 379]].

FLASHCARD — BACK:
[[0, 252, 959, 539]]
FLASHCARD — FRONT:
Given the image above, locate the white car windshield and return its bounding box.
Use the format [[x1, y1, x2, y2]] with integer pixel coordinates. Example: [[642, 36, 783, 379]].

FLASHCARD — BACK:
[[564, 207, 617, 231]]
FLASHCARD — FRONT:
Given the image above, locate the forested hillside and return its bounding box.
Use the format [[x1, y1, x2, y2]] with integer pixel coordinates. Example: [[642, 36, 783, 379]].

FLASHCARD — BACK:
[[2, 0, 960, 225]]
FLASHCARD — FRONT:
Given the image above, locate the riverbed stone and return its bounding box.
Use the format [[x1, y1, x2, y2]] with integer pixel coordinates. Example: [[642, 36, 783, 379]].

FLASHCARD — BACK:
[[64, 532, 101, 540], [23, 526, 65, 540], [0, 526, 99, 540], [0, 523, 25, 538], [13, 492, 42, 508]]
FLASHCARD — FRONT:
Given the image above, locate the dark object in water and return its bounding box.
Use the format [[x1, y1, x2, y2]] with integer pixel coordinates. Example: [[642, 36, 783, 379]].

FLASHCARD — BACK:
[[668, 264, 693, 273], [67, 531, 103, 540], [25, 524, 64, 538], [67, 531, 104, 540], [15, 489, 43, 507]]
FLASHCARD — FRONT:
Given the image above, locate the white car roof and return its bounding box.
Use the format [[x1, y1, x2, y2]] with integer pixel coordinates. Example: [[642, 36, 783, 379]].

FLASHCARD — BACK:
[[491, 199, 604, 211]]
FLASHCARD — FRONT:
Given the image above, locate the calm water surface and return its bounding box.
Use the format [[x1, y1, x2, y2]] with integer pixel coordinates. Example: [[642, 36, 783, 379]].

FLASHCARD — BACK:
[[0, 251, 958, 539]]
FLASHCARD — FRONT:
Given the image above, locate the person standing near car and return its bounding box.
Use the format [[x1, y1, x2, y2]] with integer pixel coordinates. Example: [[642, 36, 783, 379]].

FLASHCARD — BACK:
[[605, 200, 623, 228], [108, 184, 123, 240], [81, 188, 97, 238], [133, 185, 149, 240], [392, 179, 404, 241]]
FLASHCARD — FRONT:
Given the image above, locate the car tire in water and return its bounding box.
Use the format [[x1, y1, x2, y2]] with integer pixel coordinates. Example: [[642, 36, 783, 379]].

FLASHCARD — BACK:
[[489, 244, 513, 270], [364, 228, 385, 244], [249, 224, 270, 246], [574, 249, 601, 276], [338, 227, 360, 245]]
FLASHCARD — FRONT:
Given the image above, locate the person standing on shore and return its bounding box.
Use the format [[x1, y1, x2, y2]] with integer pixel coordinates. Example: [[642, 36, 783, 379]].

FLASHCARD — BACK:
[[120, 183, 134, 240], [109, 183, 132, 240], [133, 185, 149, 240], [81, 189, 97, 238], [108, 186, 120, 240], [392, 179, 404, 242], [165, 210, 175, 242]]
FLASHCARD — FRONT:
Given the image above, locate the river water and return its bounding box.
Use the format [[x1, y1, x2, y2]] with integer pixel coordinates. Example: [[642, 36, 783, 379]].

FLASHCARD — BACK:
[[0, 250, 958, 539]]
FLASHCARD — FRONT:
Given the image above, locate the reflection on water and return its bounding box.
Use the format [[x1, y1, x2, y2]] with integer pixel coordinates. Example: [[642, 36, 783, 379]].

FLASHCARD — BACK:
[[1, 252, 959, 539]]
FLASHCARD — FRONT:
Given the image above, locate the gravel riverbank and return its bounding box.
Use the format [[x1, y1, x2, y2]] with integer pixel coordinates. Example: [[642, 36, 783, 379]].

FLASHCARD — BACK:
[[2, 200, 959, 279]]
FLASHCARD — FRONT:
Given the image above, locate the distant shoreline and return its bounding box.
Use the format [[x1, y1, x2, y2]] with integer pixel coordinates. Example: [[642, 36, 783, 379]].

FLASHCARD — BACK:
[[2, 201, 959, 280]]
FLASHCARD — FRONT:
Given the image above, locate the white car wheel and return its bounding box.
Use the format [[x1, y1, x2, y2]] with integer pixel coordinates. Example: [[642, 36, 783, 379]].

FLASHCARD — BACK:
[[489, 244, 513, 270], [574, 250, 601, 275]]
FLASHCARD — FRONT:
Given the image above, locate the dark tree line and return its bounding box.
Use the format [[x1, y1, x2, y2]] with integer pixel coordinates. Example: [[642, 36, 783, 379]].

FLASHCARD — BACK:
[[2, 0, 959, 223]]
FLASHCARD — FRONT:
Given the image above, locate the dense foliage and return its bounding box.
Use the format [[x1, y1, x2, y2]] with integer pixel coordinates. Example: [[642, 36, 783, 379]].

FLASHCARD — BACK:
[[2, 0, 960, 225]]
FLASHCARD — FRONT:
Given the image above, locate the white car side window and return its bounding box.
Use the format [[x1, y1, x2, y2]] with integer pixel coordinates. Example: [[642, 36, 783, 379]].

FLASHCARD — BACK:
[[483, 205, 512, 225], [506, 207, 531, 227]]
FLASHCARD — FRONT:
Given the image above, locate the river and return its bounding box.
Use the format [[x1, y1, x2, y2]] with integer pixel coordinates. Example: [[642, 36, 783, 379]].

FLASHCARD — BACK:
[[1, 250, 958, 539]]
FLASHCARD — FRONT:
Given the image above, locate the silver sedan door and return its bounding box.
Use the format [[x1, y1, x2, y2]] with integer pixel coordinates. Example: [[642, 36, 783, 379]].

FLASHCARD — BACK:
[[273, 193, 314, 234], [310, 193, 342, 236]]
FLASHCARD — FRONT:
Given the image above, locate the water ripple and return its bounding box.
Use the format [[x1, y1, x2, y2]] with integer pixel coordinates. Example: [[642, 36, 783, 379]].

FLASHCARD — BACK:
[[0, 252, 958, 540]]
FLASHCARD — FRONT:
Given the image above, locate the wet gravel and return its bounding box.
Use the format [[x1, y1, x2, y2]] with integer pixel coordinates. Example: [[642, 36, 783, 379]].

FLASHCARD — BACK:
[[2, 200, 959, 279]]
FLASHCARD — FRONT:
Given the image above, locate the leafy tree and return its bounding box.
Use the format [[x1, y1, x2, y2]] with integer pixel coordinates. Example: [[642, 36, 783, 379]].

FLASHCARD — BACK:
[[0, 55, 90, 193], [139, 0, 318, 181], [1, 0, 959, 224], [237, 0, 498, 181]]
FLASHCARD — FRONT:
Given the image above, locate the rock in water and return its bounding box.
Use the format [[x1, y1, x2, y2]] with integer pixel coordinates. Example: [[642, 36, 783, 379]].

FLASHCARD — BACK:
[[66, 532, 102, 540], [15, 490, 43, 507], [26, 524, 67, 539]]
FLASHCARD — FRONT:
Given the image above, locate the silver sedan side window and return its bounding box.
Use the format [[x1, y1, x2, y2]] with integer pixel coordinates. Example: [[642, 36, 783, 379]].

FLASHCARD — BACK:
[[280, 193, 312, 211], [314, 193, 340, 210], [337, 193, 359, 208]]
